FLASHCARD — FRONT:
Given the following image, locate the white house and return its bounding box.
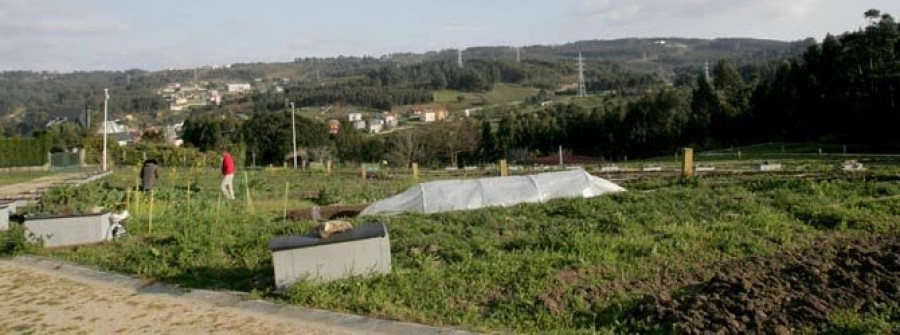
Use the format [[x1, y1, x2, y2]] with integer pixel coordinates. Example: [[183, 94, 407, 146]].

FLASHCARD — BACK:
[[227, 83, 252, 93], [423, 112, 436, 123], [383, 113, 398, 128], [367, 118, 385, 133], [353, 120, 366, 130], [348, 112, 363, 122]]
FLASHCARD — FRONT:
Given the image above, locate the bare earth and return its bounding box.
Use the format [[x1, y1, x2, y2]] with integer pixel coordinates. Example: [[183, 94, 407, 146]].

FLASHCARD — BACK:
[[0, 261, 350, 335], [0, 173, 81, 198]]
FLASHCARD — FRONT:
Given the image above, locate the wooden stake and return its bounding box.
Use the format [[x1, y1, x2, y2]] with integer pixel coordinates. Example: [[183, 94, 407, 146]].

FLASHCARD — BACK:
[[215, 191, 221, 225], [282, 181, 289, 220], [327, 160, 332, 175], [499, 159, 509, 176], [412, 163, 419, 180], [244, 171, 253, 213], [361, 164, 367, 180], [186, 178, 192, 213], [682, 148, 694, 178], [148, 190, 154, 233]]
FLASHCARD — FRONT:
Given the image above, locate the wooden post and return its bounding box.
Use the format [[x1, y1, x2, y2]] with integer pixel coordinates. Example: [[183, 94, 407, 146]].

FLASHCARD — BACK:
[[499, 159, 509, 177], [412, 163, 419, 180], [185, 177, 191, 213], [818, 147, 823, 158], [244, 171, 253, 213], [737, 150, 742, 160], [681, 148, 694, 178], [361, 164, 367, 180], [327, 160, 332, 175], [148, 190, 154, 233], [282, 181, 289, 220], [215, 191, 221, 225]]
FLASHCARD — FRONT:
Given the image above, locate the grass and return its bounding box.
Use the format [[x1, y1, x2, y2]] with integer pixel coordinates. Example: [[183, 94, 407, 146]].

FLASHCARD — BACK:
[[433, 84, 540, 110], [2, 157, 899, 332]]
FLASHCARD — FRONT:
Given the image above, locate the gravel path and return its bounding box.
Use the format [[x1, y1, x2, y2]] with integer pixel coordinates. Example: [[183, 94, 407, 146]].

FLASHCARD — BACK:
[[0, 261, 351, 335]]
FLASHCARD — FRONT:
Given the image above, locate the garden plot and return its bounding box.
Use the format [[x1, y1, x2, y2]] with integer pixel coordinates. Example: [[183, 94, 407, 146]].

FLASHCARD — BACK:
[[3, 166, 899, 333]]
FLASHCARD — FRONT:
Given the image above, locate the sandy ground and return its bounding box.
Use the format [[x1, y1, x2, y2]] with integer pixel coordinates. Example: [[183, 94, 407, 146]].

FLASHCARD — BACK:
[[0, 173, 82, 198], [0, 261, 351, 335]]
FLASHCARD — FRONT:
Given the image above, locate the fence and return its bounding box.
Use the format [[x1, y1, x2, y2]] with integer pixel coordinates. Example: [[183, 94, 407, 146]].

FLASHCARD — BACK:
[[0, 138, 49, 168], [50, 152, 81, 171]]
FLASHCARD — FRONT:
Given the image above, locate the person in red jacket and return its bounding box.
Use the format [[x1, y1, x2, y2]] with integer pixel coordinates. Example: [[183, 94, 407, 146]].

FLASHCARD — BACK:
[[220, 149, 236, 200]]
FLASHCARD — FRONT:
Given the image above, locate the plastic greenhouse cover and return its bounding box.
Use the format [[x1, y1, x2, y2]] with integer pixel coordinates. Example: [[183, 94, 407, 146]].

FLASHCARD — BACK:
[[360, 168, 625, 216]]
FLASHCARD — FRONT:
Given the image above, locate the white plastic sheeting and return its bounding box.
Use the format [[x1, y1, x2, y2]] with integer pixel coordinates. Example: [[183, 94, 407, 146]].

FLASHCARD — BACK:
[[360, 169, 625, 216]]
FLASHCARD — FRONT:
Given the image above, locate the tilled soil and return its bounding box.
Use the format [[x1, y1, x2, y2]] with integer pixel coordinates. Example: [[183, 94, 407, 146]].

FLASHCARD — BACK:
[[629, 234, 900, 333]]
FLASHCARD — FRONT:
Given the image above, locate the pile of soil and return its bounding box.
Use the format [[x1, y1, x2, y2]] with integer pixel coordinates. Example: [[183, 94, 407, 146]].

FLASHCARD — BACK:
[[630, 234, 900, 333]]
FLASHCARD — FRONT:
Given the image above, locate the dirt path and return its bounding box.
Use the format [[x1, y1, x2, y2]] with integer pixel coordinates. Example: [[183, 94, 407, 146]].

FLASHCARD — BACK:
[[0, 173, 82, 199], [0, 261, 351, 335]]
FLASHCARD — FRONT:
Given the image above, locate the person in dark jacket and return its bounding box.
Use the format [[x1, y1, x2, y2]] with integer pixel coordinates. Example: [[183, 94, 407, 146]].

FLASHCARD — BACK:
[[139, 159, 159, 192]]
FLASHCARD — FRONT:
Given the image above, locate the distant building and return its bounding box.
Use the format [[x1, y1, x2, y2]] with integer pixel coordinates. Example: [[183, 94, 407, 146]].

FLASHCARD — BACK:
[[95, 120, 137, 146], [209, 90, 222, 105], [408, 105, 448, 122], [383, 113, 398, 128], [227, 83, 252, 93], [45, 107, 89, 128], [165, 122, 184, 147], [327, 119, 341, 135], [352, 120, 366, 130], [367, 118, 385, 133], [96, 120, 130, 135], [348, 112, 363, 122]]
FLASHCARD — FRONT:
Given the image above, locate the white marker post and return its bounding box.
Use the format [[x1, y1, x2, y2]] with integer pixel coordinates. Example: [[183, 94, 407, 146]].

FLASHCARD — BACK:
[[290, 102, 297, 169], [102, 88, 109, 171]]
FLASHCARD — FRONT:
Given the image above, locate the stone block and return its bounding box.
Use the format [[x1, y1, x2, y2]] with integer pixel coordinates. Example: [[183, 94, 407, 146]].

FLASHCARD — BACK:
[[268, 222, 391, 289], [23, 212, 110, 248], [0, 204, 8, 231]]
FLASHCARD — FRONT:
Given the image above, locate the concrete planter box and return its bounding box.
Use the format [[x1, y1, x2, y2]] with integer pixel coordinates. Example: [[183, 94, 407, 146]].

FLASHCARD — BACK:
[[23, 212, 110, 248], [600, 166, 620, 172], [0, 200, 18, 215], [268, 222, 391, 289], [756, 163, 783, 172], [0, 203, 8, 231]]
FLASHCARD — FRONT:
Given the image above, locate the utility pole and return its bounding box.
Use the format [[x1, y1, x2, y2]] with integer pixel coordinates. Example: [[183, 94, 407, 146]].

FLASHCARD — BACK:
[[577, 52, 587, 98], [102, 88, 109, 171], [458, 48, 463, 68], [290, 102, 298, 169], [704, 60, 711, 83], [516, 47, 521, 63]]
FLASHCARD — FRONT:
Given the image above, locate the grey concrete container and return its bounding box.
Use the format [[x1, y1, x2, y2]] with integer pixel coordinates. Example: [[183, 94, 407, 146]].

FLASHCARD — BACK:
[[0, 200, 17, 215], [0, 203, 8, 231], [268, 222, 391, 289], [23, 212, 110, 248]]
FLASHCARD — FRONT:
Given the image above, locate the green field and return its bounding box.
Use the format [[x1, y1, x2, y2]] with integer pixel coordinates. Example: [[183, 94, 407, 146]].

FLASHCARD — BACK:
[[433, 84, 540, 110], [2, 154, 899, 333]]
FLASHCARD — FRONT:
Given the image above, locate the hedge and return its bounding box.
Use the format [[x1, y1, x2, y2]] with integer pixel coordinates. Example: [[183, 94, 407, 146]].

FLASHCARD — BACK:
[[0, 137, 49, 168]]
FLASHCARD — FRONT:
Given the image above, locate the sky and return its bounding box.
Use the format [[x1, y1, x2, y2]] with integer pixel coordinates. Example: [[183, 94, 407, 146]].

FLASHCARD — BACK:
[[1, 0, 898, 71]]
